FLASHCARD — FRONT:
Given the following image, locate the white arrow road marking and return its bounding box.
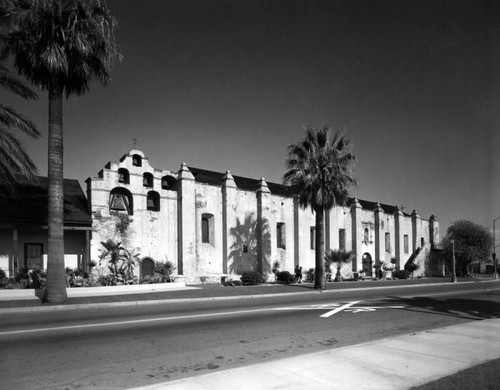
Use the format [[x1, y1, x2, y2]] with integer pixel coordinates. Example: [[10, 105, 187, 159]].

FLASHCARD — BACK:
[[346, 305, 405, 313], [320, 301, 360, 318], [273, 301, 407, 317]]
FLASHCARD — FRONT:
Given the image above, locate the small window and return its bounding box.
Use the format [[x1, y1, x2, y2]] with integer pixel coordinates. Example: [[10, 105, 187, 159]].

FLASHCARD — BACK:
[[143, 172, 153, 187], [201, 213, 214, 245], [118, 168, 130, 184], [147, 191, 160, 211], [421, 237, 425, 247], [339, 229, 346, 251], [310, 227, 315, 250], [277, 223, 286, 249], [385, 233, 391, 253], [364, 228, 369, 244], [132, 154, 142, 167], [25, 243, 43, 269], [404, 235, 409, 254], [109, 187, 133, 215]]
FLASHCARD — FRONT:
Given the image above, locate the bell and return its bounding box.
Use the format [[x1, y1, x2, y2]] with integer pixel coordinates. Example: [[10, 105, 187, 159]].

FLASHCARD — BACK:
[[147, 198, 155, 209], [118, 173, 125, 183], [111, 195, 127, 211]]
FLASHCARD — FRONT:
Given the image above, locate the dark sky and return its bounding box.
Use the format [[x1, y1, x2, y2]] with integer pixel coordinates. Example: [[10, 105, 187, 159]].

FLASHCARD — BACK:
[[2, 0, 499, 235]]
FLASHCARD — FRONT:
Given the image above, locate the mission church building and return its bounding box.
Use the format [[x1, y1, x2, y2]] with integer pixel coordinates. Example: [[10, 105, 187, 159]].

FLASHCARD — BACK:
[[86, 149, 440, 282]]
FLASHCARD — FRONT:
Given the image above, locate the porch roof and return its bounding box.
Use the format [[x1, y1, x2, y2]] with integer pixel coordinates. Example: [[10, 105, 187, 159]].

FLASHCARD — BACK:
[[0, 177, 91, 227]]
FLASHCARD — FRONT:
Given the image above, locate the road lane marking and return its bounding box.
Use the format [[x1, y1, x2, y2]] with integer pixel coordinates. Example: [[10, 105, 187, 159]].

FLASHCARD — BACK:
[[0, 300, 410, 336], [320, 301, 360, 317], [0, 307, 275, 336]]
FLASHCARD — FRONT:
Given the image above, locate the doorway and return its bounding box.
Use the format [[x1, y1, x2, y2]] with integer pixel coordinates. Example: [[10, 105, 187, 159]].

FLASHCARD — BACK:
[[141, 257, 154, 279], [362, 253, 373, 277]]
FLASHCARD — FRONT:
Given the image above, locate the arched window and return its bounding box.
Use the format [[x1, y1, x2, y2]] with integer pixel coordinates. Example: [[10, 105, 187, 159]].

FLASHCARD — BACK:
[[132, 154, 142, 167], [385, 232, 391, 253], [143, 172, 153, 187], [364, 228, 369, 244], [147, 191, 160, 211], [118, 168, 130, 184], [161, 175, 178, 190], [201, 213, 214, 245], [109, 187, 133, 215]]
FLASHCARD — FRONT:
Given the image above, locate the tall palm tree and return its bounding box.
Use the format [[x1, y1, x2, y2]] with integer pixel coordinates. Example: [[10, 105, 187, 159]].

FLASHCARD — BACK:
[[1, 0, 121, 303], [284, 126, 356, 290], [0, 60, 40, 190]]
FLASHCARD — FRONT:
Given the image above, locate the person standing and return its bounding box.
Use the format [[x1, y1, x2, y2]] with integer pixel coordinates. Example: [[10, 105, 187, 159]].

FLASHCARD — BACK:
[[295, 265, 303, 283]]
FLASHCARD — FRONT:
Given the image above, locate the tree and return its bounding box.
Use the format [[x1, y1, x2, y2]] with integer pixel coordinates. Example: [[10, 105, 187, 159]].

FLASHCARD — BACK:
[[441, 220, 493, 276], [1, 0, 121, 302], [99, 239, 126, 285], [284, 126, 356, 289], [325, 249, 354, 282], [0, 58, 40, 190]]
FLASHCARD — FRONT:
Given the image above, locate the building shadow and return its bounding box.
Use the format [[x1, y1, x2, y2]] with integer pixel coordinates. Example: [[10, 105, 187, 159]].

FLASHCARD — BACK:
[[386, 293, 500, 320]]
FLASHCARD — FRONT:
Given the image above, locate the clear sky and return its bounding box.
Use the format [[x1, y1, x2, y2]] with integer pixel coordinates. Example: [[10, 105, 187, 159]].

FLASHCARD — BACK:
[[2, 0, 499, 235]]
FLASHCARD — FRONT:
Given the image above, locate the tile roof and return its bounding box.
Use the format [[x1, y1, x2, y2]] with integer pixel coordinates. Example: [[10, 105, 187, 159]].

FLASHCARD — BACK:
[[188, 167, 410, 215], [189, 167, 290, 197], [0, 177, 91, 227]]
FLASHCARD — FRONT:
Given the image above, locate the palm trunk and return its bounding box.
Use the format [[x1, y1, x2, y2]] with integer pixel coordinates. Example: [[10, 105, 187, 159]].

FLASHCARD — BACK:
[[314, 207, 325, 290], [44, 81, 67, 303]]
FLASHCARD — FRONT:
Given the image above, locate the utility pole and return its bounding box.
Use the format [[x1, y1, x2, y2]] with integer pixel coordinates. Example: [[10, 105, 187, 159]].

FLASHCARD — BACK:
[[451, 239, 457, 283], [494, 217, 500, 280]]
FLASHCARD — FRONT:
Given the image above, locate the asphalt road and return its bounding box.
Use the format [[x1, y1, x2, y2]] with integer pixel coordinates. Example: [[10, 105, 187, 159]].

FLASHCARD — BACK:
[[1, 283, 499, 389]]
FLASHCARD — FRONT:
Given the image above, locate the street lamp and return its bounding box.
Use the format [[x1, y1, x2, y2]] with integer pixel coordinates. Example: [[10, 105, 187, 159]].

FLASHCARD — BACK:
[[451, 239, 457, 283], [493, 217, 500, 280]]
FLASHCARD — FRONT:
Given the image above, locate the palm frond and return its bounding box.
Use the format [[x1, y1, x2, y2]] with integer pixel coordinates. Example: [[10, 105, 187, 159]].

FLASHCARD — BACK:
[[0, 104, 40, 138], [284, 125, 356, 211], [0, 63, 38, 100], [0, 127, 39, 183], [2, 0, 122, 96]]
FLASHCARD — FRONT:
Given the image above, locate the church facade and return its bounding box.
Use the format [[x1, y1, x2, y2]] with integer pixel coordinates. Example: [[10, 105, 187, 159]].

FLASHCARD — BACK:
[[86, 149, 440, 282]]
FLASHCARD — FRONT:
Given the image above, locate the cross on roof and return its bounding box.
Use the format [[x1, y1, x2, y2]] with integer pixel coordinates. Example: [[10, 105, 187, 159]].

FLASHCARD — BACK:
[[133, 137, 138, 148]]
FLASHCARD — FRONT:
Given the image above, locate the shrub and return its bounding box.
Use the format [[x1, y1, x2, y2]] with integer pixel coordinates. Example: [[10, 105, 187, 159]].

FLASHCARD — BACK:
[[153, 260, 176, 282], [97, 274, 114, 286], [30, 269, 47, 288], [393, 270, 410, 279], [223, 279, 242, 287], [65, 267, 89, 287], [305, 268, 315, 283], [276, 271, 295, 285], [142, 275, 154, 284], [240, 271, 266, 285], [405, 262, 420, 278], [0, 268, 6, 280]]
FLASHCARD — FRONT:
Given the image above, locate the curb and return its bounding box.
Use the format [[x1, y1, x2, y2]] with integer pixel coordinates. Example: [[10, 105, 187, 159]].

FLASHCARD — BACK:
[[2, 279, 499, 315]]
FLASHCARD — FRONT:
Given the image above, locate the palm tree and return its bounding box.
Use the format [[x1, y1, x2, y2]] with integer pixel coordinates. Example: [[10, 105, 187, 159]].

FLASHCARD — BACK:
[[325, 249, 354, 282], [0, 59, 40, 190], [284, 126, 356, 290], [1, 0, 121, 303], [99, 239, 125, 285]]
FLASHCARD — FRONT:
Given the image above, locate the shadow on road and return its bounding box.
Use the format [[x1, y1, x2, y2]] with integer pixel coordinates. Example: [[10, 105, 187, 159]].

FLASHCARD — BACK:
[[386, 292, 500, 320]]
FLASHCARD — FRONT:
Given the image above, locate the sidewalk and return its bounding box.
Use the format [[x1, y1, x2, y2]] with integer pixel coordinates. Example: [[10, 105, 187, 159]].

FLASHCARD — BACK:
[[129, 318, 500, 390]]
